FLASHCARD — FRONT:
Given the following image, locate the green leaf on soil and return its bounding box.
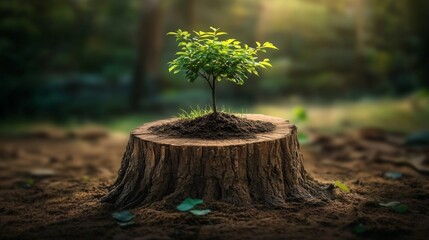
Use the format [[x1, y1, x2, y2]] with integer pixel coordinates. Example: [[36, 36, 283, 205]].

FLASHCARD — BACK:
[[177, 198, 204, 212], [379, 201, 409, 213], [390, 204, 409, 213], [353, 223, 368, 234], [112, 210, 135, 222], [189, 209, 211, 216], [384, 172, 403, 179], [379, 201, 400, 207], [82, 175, 90, 182], [117, 220, 136, 227], [333, 180, 350, 193], [21, 178, 35, 189]]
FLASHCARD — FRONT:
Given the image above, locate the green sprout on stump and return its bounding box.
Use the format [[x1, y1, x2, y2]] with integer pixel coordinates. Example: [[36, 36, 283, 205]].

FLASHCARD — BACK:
[[167, 27, 278, 114]]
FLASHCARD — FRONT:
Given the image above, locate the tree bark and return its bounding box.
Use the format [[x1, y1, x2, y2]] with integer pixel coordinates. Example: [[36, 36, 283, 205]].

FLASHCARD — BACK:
[[102, 114, 331, 209]]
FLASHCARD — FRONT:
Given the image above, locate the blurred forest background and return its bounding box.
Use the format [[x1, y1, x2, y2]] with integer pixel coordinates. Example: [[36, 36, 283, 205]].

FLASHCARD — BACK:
[[1, 0, 428, 132]]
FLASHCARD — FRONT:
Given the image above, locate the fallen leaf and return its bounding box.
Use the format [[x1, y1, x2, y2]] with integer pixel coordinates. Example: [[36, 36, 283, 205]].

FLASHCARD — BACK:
[[112, 210, 135, 222], [82, 175, 90, 182], [29, 168, 56, 177], [379, 201, 400, 207], [333, 180, 350, 193], [378, 201, 408, 213], [391, 204, 408, 213], [176, 198, 203, 212], [189, 209, 211, 216], [384, 172, 403, 179], [117, 220, 136, 227], [21, 178, 35, 189]]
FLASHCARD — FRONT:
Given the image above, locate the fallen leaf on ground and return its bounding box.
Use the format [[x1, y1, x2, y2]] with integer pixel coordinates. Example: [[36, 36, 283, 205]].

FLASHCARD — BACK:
[[20, 178, 35, 189], [189, 209, 211, 216], [176, 198, 203, 212], [391, 204, 409, 213], [333, 180, 350, 193], [81, 175, 90, 182], [112, 210, 135, 222], [384, 172, 403, 179], [379, 201, 409, 213], [29, 168, 56, 177], [379, 201, 400, 207], [117, 220, 136, 227]]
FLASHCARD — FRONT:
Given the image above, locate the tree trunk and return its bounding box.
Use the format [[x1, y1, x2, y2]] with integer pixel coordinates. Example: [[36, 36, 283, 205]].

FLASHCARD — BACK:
[[211, 78, 217, 114], [130, 0, 165, 110], [102, 114, 331, 209]]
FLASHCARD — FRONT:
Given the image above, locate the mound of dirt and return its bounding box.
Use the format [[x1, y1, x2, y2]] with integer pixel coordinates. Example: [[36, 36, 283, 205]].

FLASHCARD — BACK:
[[149, 112, 275, 139]]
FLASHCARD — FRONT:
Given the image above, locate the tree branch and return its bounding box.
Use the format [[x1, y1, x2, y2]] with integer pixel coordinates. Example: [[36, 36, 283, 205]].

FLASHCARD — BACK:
[[199, 71, 213, 89]]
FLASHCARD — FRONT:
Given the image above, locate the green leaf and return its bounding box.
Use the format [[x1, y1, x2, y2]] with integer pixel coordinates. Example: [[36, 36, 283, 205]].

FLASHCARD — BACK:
[[263, 42, 279, 50], [167, 32, 177, 35], [353, 223, 367, 234], [225, 39, 235, 44], [21, 178, 35, 189], [379, 201, 400, 207], [256, 41, 261, 47], [112, 211, 135, 222], [379, 201, 408, 213], [176, 198, 203, 211], [117, 220, 136, 227], [260, 61, 272, 67], [384, 172, 403, 179], [168, 65, 177, 72], [81, 175, 90, 182], [333, 180, 350, 193], [391, 204, 409, 213], [189, 209, 211, 216]]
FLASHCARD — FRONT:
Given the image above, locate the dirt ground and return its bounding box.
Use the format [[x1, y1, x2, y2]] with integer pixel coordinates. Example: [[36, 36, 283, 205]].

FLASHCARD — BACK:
[[0, 126, 428, 240]]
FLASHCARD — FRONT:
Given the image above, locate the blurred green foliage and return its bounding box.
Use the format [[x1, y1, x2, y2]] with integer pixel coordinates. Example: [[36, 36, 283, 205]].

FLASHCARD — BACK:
[[0, 0, 428, 120]]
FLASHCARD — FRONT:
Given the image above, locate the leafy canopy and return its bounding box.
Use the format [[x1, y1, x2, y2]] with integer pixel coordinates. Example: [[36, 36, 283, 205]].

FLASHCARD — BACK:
[[167, 27, 278, 85]]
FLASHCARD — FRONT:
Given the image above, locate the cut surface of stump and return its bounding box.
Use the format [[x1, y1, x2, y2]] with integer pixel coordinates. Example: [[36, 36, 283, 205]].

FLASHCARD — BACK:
[[102, 114, 331, 209]]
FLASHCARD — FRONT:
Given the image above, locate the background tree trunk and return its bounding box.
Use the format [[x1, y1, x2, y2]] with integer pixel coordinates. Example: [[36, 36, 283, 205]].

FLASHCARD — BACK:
[[102, 114, 331, 209], [130, 0, 165, 110]]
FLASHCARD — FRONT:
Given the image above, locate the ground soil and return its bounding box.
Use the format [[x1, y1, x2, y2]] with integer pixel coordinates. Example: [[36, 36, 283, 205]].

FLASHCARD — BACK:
[[149, 112, 275, 139], [0, 126, 428, 240]]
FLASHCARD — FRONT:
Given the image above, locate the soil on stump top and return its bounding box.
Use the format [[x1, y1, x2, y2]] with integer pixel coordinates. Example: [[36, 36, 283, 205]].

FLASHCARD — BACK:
[[149, 112, 276, 139]]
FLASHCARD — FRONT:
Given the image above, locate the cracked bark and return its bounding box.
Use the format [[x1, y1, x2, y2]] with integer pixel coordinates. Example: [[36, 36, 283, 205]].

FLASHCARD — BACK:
[[101, 114, 331, 209]]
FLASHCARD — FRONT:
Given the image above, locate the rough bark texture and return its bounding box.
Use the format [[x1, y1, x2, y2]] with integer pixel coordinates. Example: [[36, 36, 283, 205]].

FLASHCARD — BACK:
[[102, 114, 331, 209]]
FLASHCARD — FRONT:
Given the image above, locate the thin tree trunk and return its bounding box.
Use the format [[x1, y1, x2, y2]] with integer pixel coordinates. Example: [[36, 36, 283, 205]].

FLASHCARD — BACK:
[[212, 77, 217, 114]]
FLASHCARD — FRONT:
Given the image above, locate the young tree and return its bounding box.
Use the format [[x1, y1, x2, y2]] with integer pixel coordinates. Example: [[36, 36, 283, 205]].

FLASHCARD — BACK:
[[167, 27, 278, 114]]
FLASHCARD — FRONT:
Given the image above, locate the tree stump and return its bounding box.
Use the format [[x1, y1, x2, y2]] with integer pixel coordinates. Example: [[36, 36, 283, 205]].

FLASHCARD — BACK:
[[102, 114, 330, 209]]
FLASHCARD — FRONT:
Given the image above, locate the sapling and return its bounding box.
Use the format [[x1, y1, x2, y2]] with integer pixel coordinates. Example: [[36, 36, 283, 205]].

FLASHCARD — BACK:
[[167, 27, 278, 114]]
